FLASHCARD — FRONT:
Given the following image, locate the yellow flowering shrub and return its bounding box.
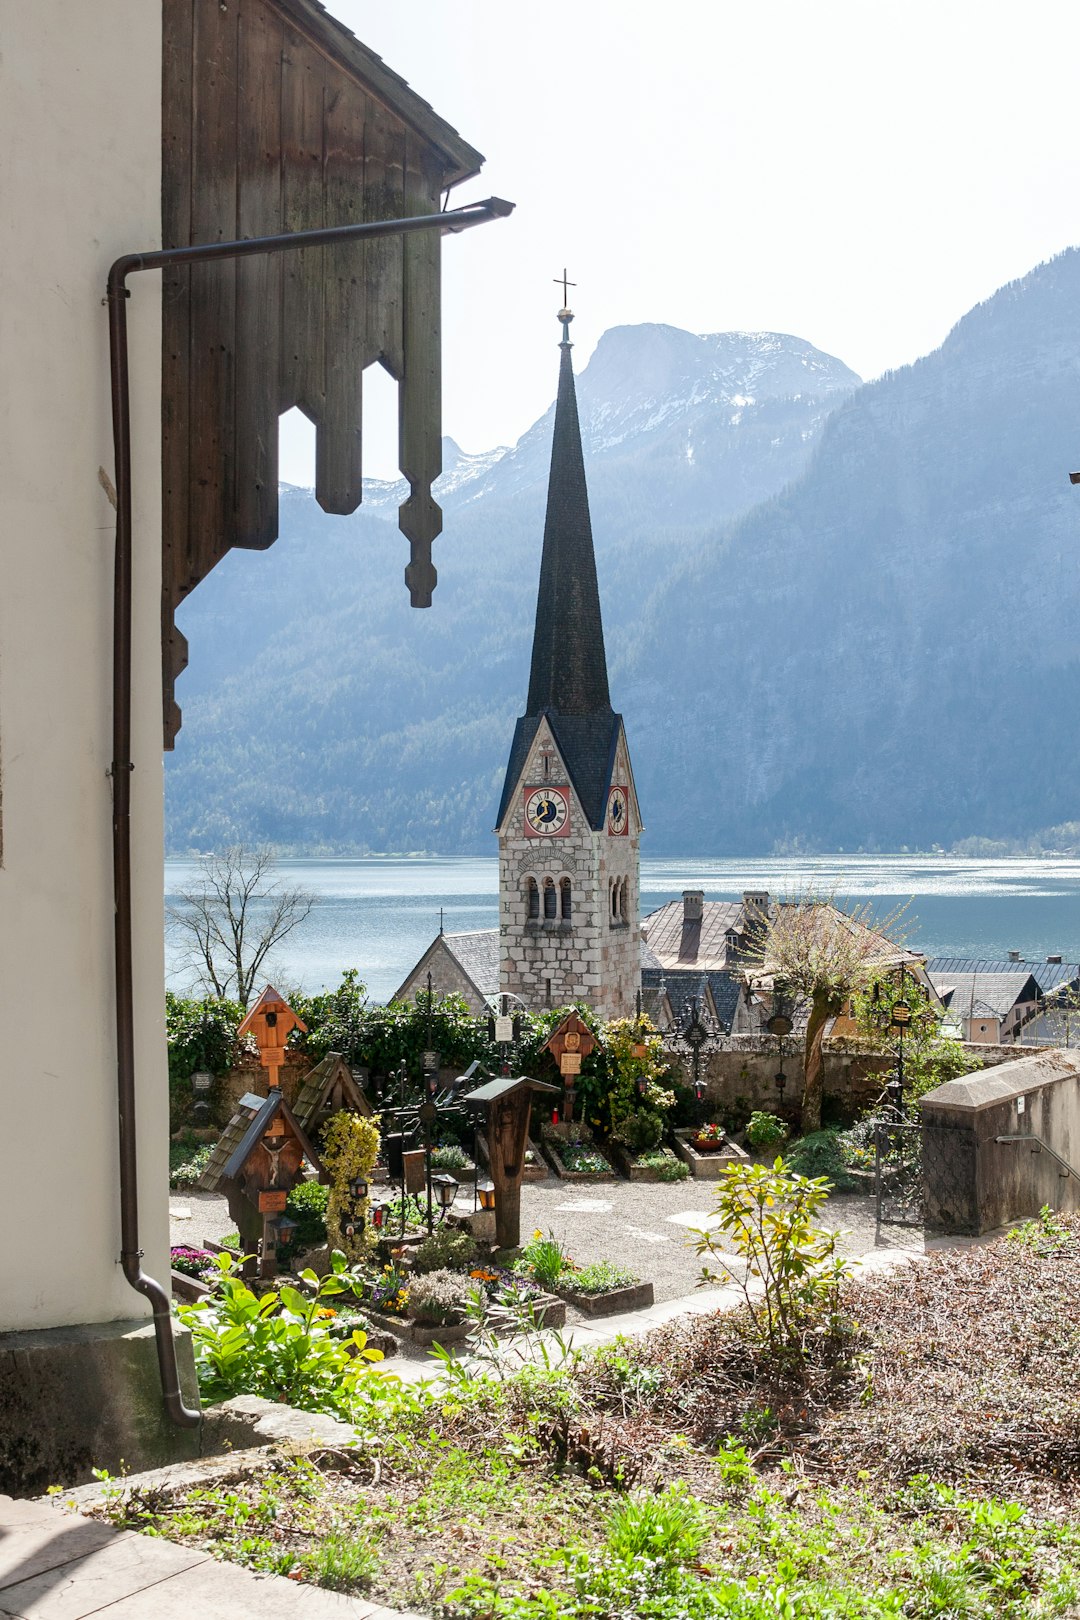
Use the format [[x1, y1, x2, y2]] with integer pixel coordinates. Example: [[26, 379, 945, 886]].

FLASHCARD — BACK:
[[320, 1110, 381, 1265]]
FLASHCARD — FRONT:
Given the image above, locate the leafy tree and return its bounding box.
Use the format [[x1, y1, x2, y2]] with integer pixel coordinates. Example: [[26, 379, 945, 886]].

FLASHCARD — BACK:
[[168, 845, 317, 1009], [745, 896, 910, 1133], [852, 973, 979, 1104]]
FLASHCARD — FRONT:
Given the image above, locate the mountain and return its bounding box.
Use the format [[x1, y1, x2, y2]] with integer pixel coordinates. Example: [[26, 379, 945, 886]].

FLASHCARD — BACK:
[[621, 249, 1080, 852], [165, 325, 859, 853]]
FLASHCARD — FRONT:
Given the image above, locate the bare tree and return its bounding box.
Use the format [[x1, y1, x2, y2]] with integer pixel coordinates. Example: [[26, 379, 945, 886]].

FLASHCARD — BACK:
[[744, 895, 911, 1132], [168, 846, 317, 1009]]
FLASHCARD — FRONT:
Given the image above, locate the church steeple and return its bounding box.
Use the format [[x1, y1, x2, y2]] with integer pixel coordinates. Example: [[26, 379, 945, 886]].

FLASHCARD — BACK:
[[494, 281, 641, 1021], [526, 295, 612, 719]]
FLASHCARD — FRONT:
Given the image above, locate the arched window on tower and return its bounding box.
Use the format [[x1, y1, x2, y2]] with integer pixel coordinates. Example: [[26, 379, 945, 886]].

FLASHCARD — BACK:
[[619, 878, 629, 923], [526, 876, 539, 919], [609, 878, 617, 924], [560, 877, 572, 921], [543, 877, 557, 919]]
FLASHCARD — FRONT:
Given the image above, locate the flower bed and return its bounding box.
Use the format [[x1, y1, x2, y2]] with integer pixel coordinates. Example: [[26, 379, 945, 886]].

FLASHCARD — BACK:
[[554, 1258, 654, 1317], [673, 1127, 750, 1179], [606, 1142, 689, 1182], [540, 1123, 615, 1183]]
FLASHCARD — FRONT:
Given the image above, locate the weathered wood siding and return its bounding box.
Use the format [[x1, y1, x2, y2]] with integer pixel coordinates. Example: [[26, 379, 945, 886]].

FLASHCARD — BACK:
[[161, 0, 482, 744]]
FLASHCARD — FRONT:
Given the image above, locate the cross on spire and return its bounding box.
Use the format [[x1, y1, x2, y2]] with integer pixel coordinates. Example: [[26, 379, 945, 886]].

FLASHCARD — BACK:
[[553, 268, 576, 342]]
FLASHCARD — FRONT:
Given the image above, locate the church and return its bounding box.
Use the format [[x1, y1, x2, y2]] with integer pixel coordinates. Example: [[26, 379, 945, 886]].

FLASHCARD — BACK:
[[394, 294, 642, 1020]]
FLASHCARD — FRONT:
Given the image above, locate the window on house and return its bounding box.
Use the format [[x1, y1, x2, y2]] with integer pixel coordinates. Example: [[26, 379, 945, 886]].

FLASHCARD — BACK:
[[560, 877, 572, 920], [544, 878, 557, 919], [527, 877, 539, 919]]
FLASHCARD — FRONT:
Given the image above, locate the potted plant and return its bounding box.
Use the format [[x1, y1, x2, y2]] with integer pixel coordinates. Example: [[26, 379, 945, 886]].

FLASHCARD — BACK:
[[673, 1122, 751, 1179]]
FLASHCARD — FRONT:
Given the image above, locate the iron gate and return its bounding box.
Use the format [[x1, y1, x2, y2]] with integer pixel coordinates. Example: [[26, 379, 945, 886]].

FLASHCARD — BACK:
[[874, 1119, 923, 1229]]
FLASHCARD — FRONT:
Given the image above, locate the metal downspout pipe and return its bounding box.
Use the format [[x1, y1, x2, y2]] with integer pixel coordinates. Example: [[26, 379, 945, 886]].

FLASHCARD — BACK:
[[105, 197, 513, 1427]]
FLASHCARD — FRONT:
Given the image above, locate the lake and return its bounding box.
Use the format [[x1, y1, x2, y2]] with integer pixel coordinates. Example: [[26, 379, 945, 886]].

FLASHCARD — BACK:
[[164, 854, 1080, 1004]]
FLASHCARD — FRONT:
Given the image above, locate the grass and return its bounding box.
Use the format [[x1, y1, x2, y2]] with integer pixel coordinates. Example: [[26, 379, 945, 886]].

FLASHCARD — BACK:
[[92, 1218, 1080, 1617]]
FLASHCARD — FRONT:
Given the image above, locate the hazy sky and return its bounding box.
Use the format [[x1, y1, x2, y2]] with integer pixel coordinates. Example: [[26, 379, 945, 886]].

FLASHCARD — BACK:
[[281, 0, 1080, 482]]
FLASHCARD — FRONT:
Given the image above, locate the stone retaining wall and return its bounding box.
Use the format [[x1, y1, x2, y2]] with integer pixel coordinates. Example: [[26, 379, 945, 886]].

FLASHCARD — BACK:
[[665, 1039, 1022, 1124]]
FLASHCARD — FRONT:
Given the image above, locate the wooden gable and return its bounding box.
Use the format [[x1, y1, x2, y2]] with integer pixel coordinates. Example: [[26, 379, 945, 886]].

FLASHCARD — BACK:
[[292, 1050, 373, 1133], [161, 0, 484, 744]]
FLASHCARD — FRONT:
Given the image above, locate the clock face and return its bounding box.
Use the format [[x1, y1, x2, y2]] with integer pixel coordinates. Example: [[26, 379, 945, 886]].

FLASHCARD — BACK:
[[524, 786, 570, 837], [607, 786, 628, 836]]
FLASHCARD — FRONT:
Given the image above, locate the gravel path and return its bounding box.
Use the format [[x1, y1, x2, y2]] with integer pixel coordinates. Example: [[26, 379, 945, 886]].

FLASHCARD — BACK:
[[170, 1178, 921, 1306]]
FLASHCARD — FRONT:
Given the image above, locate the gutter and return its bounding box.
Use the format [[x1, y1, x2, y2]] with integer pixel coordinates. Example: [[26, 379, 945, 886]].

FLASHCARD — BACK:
[[105, 196, 513, 1428]]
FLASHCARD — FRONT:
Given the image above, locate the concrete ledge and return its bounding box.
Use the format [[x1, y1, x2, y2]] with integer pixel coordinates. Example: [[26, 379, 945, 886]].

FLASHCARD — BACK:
[[921, 1049, 1080, 1112], [921, 1048, 1080, 1233], [0, 1319, 200, 1496]]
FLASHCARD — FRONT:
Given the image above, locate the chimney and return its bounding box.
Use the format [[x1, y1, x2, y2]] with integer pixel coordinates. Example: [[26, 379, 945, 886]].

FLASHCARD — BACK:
[[1047, 954, 1063, 965], [682, 890, 703, 923], [742, 890, 769, 912], [1008, 950, 1022, 962]]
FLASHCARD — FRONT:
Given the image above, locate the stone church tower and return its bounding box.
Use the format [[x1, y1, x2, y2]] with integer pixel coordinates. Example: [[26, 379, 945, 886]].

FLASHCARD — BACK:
[[495, 299, 641, 1018]]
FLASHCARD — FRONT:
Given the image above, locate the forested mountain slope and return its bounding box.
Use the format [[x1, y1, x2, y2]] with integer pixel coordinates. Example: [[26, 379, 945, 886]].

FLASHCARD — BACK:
[[621, 250, 1080, 852], [165, 324, 858, 852]]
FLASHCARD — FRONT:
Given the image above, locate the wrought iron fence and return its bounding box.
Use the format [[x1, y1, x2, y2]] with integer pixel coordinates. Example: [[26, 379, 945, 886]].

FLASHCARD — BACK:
[[874, 1118, 923, 1230]]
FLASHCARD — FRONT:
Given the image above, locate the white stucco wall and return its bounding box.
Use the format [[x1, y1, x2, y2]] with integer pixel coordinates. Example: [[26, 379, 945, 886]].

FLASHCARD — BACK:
[[0, 4, 166, 1329]]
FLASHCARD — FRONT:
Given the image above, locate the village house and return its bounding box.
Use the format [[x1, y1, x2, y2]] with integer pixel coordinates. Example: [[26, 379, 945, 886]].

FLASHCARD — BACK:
[[925, 956, 1080, 1045], [0, 0, 504, 1490]]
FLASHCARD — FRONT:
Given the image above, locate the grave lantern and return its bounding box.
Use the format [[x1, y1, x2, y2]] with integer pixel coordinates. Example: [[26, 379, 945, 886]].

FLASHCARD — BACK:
[[271, 1213, 298, 1251], [476, 1178, 496, 1211], [432, 1172, 459, 1213]]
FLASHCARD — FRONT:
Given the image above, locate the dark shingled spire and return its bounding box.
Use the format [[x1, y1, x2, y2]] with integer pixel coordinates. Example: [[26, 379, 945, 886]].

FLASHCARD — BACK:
[[526, 339, 612, 716], [496, 309, 623, 833]]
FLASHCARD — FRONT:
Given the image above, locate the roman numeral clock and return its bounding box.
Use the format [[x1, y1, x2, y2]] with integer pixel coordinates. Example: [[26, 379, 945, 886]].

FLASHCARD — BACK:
[[523, 785, 570, 837]]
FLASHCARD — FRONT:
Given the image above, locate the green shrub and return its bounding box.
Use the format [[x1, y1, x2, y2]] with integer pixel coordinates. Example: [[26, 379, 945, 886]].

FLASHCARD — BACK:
[[285, 1179, 331, 1249], [430, 1143, 472, 1171], [177, 1252, 384, 1414], [408, 1268, 475, 1325], [692, 1159, 852, 1365], [413, 1226, 478, 1275], [605, 1483, 708, 1566], [745, 1110, 790, 1149], [783, 1127, 860, 1191], [611, 1110, 665, 1154], [168, 1137, 215, 1188], [636, 1148, 689, 1181]]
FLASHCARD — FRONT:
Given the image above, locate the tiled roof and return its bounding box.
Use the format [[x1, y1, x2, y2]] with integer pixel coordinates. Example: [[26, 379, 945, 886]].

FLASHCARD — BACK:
[[641, 899, 745, 970], [641, 965, 744, 1034], [926, 958, 1080, 995], [444, 930, 500, 997], [292, 1051, 371, 1133], [926, 970, 1041, 1020], [197, 1097, 260, 1193]]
